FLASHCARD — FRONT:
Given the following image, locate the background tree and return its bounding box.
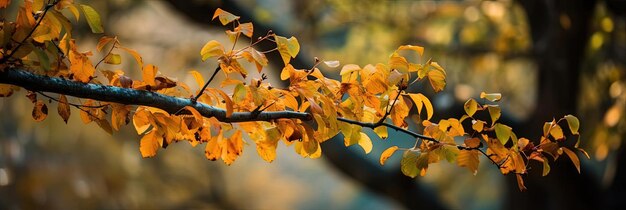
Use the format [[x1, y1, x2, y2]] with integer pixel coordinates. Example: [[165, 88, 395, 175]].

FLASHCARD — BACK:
[[1, 0, 623, 209]]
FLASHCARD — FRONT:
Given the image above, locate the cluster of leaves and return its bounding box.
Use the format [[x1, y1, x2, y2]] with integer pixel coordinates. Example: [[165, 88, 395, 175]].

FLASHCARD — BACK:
[[0, 1, 587, 191]]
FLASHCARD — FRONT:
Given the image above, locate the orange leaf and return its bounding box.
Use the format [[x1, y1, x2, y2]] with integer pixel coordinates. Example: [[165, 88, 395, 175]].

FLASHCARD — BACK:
[[212, 8, 240, 25], [96, 36, 116, 52], [380, 146, 399, 165], [457, 149, 480, 175], [111, 103, 130, 131], [200, 40, 224, 61], [57, 94, 71, 123], [142, 64, 157, 86], [140, 130, 161, 158], [32, 100, 48, 122], [189, 70, 205, 87], [235, 22, 254, 37], [118, 46, 143, 68]]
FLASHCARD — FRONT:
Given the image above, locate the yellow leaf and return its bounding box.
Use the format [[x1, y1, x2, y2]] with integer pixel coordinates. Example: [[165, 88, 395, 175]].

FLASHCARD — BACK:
[[32, 100, 48, 122], [213, 89, 233, 118], [189, 70, 205, 87], [104, 53, 121, 65], [396, 45, 424, 56], [235, 22, 254, 37], [457, 149, 479, 175], [358, 132, 373, 154], [221, 130, 243, 165], [550, 124, 564, 140], [183, 106, 203, 124], [472, 120, 485, 132], [487, 106, 501, 126], [57, 95, 70, 123], [142, 64, 157, 86], [380, 146, 399, 165], [96, 36, 115, 52], [233, 83, 247, 103], [118, 46, 143, 68], [564, 114, 580, 135], [79, 4, 103, 33], [212, 8, 240, 25], [374, 126, 388, 139], [200, 40, 224, 61], [541, 156, 551, 176], [427, 68, 446, 92], [480, 92, 502, 102], [407, 93, 434, 120], [494, 123, 512, 145], [275, 35, 300, 65], [464, 98, 478, 117], [205, 132, 222, 161], [388, 52, 409, 73], [140, 130, 161, 158]]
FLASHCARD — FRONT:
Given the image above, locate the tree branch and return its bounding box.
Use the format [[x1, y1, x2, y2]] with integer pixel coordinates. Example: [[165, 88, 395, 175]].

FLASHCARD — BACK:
[[0, 68, 311, 122]]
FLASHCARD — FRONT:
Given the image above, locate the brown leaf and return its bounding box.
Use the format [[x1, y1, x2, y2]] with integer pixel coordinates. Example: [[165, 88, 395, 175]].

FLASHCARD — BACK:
[[57, 94, 71, 123]]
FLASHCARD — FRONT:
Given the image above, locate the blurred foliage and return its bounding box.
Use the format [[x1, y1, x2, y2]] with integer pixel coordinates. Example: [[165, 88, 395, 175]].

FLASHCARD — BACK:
[[1, 0, 625, 209]]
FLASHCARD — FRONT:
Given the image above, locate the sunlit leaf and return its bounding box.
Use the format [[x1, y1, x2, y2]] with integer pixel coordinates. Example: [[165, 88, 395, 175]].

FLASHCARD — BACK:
[[140, 130, 161, 158], [464, 98, 478, 117], [104, 53, 121, 65], [200, 40, 224, 61], [564, 114, 580, 135], [142, 64, 157, 86], [480, 92, 502, 102], [427, 68, 446, 92], [396, 45, 424, 56], [374, 126, 388, 139], [212, 8, 240, 25], [541, 156, 551, 176], [358, 132, 372, 154], [487, 106, 501, 126], [407, 93, 434, 120], [57, 94, 70, 123], [494, 123, 512, 145], [189, 70, 205, 87], [96, 36, 115, 52], [275, 35, 300, 65], [380, 146, 399, 165], [550, 124, 564, 140], [235, 22, 253, 37], [472, 120, 485, 132], [79, 4, 103, 33], [233, 83, 247, 103], [118, 46, 143, 68], [457, 149, 479, 175]]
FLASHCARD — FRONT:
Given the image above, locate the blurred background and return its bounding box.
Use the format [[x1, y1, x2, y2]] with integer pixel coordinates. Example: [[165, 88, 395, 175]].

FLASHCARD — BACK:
[[1, 0, 626, 209]]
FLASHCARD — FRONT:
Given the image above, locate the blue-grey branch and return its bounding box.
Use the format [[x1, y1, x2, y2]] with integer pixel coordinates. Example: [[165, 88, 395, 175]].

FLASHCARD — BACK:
[[0, 68, 311, 122]]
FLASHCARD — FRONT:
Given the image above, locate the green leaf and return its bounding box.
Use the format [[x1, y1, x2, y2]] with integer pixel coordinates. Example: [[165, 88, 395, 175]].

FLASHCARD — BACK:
[[541, 157, 551, 176], [464, 98, 478, 117], [564, 115, 580, 135], [275, 35, 300, 65], [233, 83, 247, 103], [104, 53, 121, 65], [79, 4, 104, 33], [487, 106, 501, 126], [401, 151, 419, 178], [494, 123, 512, 145]]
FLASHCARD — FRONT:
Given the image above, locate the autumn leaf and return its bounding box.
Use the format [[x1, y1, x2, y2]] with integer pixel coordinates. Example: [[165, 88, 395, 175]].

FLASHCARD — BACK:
[[118, 46, 143, 68], [142, 64, 158, 86], [494, 123, 512, 145], [357, 132, 373, 154], [464, 98, 478, 117], [374, 126, 388, 139], [200, 40, 224, 61], [189, 70, 205, 87], [480, 92, 502, 102], [0, 84, 18, 97], [111, 103, 130, 131], [57, 95, 70, 123], [323, 60, 340, 68], [212, 8, 240, 25], [401, 151, 419, 178], [457, 149, 479, 175], [407, 93, 434, 120], [275, 35, 300, 65], [396, 45, 424, 56], [104, 53, 121, 65], [427, 67, 446, 92], [564, 114, 580, 135], [96, 36, 116, 52], [32, 100, 48, 122], [487, 106, 501, 126], [549, 124, 565, 140], [380, 146, 399, 165], [79, 4, 103, 33], [235, 22, 254, 37], [140, 130, 162, 158]]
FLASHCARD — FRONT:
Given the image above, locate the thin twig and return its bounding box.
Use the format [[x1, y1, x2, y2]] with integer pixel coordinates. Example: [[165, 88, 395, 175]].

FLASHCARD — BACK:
[[193, 65, 221, 102], [94, 41, 117, 69]]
